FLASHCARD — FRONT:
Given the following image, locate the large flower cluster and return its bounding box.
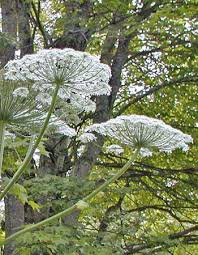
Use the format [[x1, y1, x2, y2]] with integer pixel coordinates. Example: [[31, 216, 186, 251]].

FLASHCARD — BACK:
[[5, 48, 111, 99], [86, 115, 193, 155], [5, 48, 111, 128]]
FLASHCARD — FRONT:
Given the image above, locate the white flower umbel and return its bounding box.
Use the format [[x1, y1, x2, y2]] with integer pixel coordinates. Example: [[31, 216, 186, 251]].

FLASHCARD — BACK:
[[78, 132, 97, 143], [106, 144, 124, 155], [52, 119, 76, 137], [139, 148, 153, 157], [86, 115, 193, 155], [54, 94, 96, 126], [69, 93, 96, 113], [5, 48, 112, 99], [12, 87, 29, 98], [36, 92, 52, 106], [0, 79, 45, 176], [0, 80, 45, 129]]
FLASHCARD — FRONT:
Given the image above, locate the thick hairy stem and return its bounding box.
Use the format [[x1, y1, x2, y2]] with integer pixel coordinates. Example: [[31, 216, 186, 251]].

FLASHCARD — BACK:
[[0, 84, 60, 201], [0, 122, 6, 177], [0, 148, 140, 246]]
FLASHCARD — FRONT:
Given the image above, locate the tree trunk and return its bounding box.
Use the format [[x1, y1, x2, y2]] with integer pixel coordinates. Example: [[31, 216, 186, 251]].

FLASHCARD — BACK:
[[4, 195, 24, 255], [16, 0, 33, 57], [0, 1, 27, 254], [53, 0, 93, 50], [0, 0, 17, 66]]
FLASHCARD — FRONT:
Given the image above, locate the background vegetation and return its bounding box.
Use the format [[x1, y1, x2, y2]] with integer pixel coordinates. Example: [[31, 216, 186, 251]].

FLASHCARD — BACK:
[[0, 0, 197, 254]]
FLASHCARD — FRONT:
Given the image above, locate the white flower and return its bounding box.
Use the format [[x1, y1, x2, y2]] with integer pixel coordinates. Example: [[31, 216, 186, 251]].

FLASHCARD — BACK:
[[5, 131, 16, 139], [139, 148, 152, 157], [33, 149, 40, 168], [52, 93, 96, 126], [12, 87, 29, 97], [5, 49, 111, 126], [69, 94, 96, 113], [106, 144, 124, 155], [166, 180, 178, 188], [5, 48, 112, 99], [86, 115, 193, 155], [78, 133, 97, 143], [57, 93, 96, 115], [55, 104, 81, 125], [52, 119, 76, 137], [36, 93, 52, 105], [0, 79, 45, 129], [77, 145, 86, 157]]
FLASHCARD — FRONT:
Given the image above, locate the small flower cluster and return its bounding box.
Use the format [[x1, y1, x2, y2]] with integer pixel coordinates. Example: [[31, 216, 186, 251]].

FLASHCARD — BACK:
[[0, 79, 45, 129], [106, 144, 124, 155], [78, 132, 97, 143], [86, 115, 193, 155], [12, 87, 29, 98], [51, 119, 76, 137]]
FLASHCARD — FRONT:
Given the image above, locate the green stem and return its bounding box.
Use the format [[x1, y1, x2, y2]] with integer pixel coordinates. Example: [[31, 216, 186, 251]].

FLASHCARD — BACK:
[[0, 148, 139, 246], [0, 122, 6, 177], [0, 84, 60, 201], [84, 148, 140, 202]]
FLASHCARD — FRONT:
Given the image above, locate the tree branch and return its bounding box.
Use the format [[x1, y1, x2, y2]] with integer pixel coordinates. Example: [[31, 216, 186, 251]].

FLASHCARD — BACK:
[[125, 225, 198, 254], [115, 76, 198, 116]]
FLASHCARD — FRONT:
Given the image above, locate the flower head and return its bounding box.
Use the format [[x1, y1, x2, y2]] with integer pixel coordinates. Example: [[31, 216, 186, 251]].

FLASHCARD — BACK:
[[78, 132, 97, 143], [106, 144, 124, 155], [0, 79, 45, 129], [86, 115, 193, 155], [5, 48, 112, 99], [139, 148, 153, 157], [50, 119, 76, 137], [12, 87, 29, 98]]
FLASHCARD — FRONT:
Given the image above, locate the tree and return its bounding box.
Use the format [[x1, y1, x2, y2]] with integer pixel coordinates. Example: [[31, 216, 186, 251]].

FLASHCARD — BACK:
[[0, 0, 197, 254]]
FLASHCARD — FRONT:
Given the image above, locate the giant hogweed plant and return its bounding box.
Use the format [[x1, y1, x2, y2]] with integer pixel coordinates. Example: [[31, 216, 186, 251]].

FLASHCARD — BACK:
[[0, 48, 192, 246]]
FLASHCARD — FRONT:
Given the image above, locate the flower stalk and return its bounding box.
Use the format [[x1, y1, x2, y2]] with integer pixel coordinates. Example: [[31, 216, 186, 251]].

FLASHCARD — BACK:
[[0, 148, 140, 246], [0, 122, 6, 177], [0, 83, 60, 201]]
